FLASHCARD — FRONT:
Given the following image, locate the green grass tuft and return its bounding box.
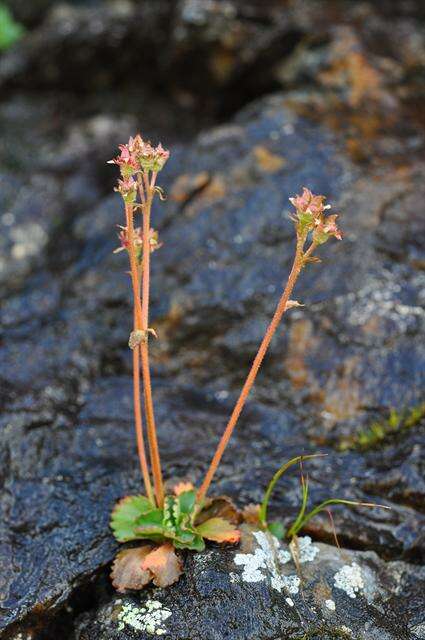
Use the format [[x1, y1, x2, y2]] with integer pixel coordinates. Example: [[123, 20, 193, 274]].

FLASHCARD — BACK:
[[338, 403, 425, 452]]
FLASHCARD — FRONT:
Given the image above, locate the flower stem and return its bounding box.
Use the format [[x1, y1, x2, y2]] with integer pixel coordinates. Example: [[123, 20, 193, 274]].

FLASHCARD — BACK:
[[197, 236, 309, 504], [125, 204, 154, 503], [138, 173, 164, 508]]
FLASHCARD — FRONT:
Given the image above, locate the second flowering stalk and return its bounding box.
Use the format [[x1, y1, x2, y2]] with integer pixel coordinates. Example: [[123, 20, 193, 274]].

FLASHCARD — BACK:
[[109, 136, 169, 508]]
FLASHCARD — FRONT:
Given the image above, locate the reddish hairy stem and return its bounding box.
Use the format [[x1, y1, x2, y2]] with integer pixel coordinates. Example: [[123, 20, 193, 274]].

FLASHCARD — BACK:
[[197, 237, 312, 503], [125, 204, 154, 503], [138, 173, 164, 507], [133, 341, 154, 503]]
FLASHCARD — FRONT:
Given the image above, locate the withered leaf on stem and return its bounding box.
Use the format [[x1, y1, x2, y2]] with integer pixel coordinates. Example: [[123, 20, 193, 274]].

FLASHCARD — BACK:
[[142, 543, 183, 588], [241, 503, 261, 525], [196, 517, 241, 543], [111, 545, 154, 592], [195, 495, 241, 526], [173, 481, 195, 495]]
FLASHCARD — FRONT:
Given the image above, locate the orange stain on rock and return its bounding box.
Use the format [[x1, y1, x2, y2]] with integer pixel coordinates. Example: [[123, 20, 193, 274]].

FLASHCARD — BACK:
[[321, 355, 361, 425], [253, 145, 287, 173]]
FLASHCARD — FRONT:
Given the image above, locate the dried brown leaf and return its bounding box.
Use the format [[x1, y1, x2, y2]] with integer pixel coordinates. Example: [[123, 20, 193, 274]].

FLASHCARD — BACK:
[[285, 300, 304, 310], [196, 495, 241, 526], [111, 545, 154, 592], [241, 503, 261, 525], [142, 543, 183, 588], [173, 481, 194, 496]]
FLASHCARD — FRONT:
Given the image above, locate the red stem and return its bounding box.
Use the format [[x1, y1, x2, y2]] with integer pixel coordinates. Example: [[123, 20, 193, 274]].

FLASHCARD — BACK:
[[125, 204, 154, 503], [197, 237, 312, 503], [138, 173, 164, 507]]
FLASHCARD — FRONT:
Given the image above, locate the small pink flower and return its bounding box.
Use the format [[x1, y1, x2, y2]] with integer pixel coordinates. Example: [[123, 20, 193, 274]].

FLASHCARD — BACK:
[[289, 187, 329, 219], [108, 144, 139, 177], [154, 143, 170, 171], [289, 187, 341, 244], [113, 225, 142, 253], [113, 227, 130, 253], [114, 176, 137, 203], [322, 214, 342, 240], [113, 226, 162, 255], [313, 213, 342, 244]]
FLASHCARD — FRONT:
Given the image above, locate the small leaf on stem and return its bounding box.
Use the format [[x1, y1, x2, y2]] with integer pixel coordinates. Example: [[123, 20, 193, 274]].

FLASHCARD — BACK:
[[173, 482, 194, 496], [285, 300, 304, 310], [196, 495, 241, 526], [241, 503, 261, 525]]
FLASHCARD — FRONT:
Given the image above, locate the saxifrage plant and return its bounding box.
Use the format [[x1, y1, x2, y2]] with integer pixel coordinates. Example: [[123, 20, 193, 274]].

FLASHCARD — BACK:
[[107, 135, 385, 592]]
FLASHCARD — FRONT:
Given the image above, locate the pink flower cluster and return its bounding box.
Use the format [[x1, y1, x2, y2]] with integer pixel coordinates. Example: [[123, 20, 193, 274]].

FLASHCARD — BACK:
[[108, 135, 170, 178], [289, 187, 342, 243]]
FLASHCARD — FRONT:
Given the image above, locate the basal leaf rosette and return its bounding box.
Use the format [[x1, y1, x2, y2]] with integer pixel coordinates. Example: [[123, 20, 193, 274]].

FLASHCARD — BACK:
[[110, 488, 240, 591]]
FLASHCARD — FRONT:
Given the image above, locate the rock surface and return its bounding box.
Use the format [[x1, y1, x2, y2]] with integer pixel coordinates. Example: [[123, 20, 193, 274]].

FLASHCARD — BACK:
[[75, 533, 425, 640], [1, 1, 425, 638]]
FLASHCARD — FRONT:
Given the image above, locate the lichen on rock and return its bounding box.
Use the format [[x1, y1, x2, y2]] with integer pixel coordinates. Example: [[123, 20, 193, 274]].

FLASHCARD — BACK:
[[117, 599, 172, 636], [334, 563, 364, 599]]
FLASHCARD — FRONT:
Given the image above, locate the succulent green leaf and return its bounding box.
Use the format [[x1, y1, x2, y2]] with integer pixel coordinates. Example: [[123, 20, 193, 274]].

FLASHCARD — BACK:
[[134, 509, 165, 541], [267, 521, 285, 539], [116, 495, 152, 519], [178, 490, 196, 516], [173, 533, 205, 551], [163, 496, 177, 530], [137, 508, 164, 526], [111, 493, 238, 550], [111, 495, 160, 542]]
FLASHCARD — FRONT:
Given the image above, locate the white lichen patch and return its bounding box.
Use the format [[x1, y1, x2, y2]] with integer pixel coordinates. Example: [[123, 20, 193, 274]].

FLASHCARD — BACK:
[[294, 536, 320, 563], [280, 575, 301, 594], [234, 546, 266, 582], [233, 531, 307, 595], [334, 563, 364, 599], [117, 599, 172, 635], [325, 598, 336, 611]]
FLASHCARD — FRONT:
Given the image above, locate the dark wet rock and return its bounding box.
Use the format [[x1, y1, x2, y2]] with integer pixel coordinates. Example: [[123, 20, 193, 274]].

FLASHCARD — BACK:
[[1, 89, 424, 637], [74, 533, 425, 640], [0, 0, 297, 109], [1, 1, 425, 636], [3, 0, 77, 28], [2, 0, 425, 124]]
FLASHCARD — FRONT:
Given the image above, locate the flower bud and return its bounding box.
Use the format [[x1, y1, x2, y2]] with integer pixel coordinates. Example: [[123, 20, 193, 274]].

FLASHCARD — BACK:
[[138, 141, 170, 172], [114, 177, 137, 203], [312, 214, 342, 244], [152, 143, 170, 171], [108, 144, 139, 177]]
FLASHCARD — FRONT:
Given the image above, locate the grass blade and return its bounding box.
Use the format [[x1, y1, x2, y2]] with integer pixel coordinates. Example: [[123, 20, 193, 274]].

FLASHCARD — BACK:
[[258, 453, 326, 526]]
